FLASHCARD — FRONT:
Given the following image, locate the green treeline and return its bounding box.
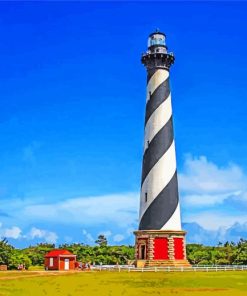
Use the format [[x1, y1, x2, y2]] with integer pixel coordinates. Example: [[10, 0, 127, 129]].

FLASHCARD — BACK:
[[0, 237, 247, 269], [186, 239, 247, 265]]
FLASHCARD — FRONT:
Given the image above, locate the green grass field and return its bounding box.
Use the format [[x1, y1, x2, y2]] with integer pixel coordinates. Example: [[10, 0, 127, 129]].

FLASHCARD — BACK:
[[0, 270, 246, 296]]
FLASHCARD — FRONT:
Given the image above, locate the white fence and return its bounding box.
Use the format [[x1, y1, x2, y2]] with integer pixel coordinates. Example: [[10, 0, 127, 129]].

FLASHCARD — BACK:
[[93, 265, 247, 272]]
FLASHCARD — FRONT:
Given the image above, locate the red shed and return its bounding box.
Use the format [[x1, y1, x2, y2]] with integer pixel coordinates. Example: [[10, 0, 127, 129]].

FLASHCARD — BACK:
[[44, 249, 76, 271]]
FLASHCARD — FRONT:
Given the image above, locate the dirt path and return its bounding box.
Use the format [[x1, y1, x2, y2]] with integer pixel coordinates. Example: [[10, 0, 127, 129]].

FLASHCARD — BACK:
[[0, 271, 78, 280]]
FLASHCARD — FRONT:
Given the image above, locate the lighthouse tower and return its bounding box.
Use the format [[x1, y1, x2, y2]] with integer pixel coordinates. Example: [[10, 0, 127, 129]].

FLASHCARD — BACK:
[[134, 31, 190, 267]]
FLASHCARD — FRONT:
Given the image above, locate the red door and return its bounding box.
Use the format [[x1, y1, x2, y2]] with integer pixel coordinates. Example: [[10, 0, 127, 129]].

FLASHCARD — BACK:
[[174, 238, 184, 259], [153, 238, 168, 260]]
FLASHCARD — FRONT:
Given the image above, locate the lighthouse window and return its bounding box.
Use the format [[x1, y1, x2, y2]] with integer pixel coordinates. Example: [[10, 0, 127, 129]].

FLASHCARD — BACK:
[[150, 38, 165, 46], [145, 193, 148, 202]]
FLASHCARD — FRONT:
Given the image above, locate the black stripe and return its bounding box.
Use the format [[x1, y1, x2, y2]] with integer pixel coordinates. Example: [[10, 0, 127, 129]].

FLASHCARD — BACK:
[[147, 67, 170, 83], [147, 68, 158, 83], [145, 78, 170, 124], [141, 116, 174, 185], [139, 172, 179, 230]]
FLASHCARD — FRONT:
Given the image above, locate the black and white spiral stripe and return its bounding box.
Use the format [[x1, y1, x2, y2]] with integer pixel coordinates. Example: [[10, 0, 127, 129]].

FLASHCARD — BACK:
[[139, 68, 181, 231]]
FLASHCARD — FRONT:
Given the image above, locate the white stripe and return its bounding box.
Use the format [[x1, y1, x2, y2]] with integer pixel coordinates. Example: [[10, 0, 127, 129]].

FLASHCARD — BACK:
[[139, 141, 177, 221], [161, 204, 182, 231], [146, 69, 169, 102], [144, 94, 172, 151]]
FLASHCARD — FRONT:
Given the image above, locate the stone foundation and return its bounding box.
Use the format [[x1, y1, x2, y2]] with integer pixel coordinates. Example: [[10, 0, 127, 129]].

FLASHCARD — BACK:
[[134, 230, 190, 267]]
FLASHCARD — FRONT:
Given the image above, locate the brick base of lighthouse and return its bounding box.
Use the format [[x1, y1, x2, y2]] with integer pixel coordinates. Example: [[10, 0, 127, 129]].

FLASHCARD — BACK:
[[134, 230, 190, 268]]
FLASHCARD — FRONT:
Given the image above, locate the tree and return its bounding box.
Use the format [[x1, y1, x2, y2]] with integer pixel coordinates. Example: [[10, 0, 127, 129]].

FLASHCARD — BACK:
[[2, 237, 247, 268], [8, 250, 32, 270], [0, 238, 14, 266], [95, 234, 108, 247], [234, 239, 247, 264], [23, 243, 55, 266]]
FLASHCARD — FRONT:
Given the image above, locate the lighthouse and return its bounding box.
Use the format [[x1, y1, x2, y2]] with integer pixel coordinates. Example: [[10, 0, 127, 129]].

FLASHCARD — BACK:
[[134, 31, 190, 267]]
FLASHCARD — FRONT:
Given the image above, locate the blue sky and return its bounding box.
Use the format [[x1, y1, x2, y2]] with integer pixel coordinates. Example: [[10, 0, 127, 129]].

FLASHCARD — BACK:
[[0, 2, 247, 247]]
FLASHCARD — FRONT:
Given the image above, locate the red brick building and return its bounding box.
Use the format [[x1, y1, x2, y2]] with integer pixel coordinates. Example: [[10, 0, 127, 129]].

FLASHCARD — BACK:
[[44, 250, 76, 271]]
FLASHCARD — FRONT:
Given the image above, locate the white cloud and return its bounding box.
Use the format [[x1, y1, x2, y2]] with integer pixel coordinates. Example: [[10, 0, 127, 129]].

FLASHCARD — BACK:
[[179, 155, 247, 207], [3, 226, 22, 239], [22, 193, 138, 227], [183, 191, 241, 207], [29, 227, 44, 239], [82, 229, 94, 243], [179, 155, 247, 195], [0, 193, 138, 246], [113, 234, 125, 242], [1, 155, 245, 247], [184, 221, 247, 245], [45, 232, 58, 244], [179, 155, 247, 234], [100, 230, 112, 238], [186, 211, 247, 231], [28, 227, 58, 244]]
